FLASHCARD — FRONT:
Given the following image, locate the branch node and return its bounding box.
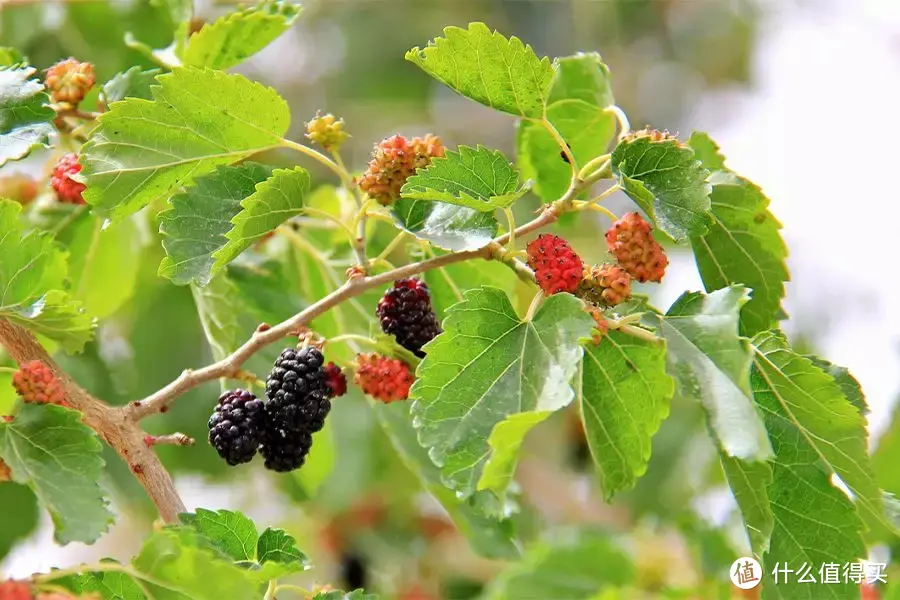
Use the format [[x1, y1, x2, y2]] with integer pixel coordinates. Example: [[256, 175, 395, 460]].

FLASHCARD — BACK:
[[346, 265, 366, 281]]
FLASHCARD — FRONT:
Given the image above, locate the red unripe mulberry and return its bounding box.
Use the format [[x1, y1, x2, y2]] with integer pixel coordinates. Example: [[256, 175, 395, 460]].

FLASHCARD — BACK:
[[353, 353, 414, 403], [12, 360, 69, 407], [526, 234, 584, 296], [50, 153, 86, 205], [605, 212, 668, 283]]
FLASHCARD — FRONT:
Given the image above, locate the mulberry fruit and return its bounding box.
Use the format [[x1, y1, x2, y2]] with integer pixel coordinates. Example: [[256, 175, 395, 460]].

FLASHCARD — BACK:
[[0, 580, 31, 600], [605, 212, 668, 283], [12, 360, 68, 407], [305, 112, 350, 151], [207, 389, 265, 466], [50, 153, 86, 205], [577, 264, 632, 307], [264, 347, 332, 434], [376, 278, 442, 357], [259, 426, 313, 472], [526, 234, 584, 295], [354, 353, 414, 403], [324, 362, 347, 397], [0, 173, 38, 206], [357, 134, 444, 206], [45, 58, 95, 105]]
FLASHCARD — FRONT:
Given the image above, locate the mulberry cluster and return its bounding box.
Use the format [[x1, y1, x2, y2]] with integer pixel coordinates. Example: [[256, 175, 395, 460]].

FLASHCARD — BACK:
[[50, 153, 86, 205], [44, 58, 95, 105], [605, 212, 668, 283], [354, 353, 414, 403], [12, 360, 68, 407], [357, 134, 444, 206], [376, 278, 442, 357], [207, 348, 345, 472], [577, 263, 632, 308], [305, 112, 349, 151], [526, 234, 584, 296]]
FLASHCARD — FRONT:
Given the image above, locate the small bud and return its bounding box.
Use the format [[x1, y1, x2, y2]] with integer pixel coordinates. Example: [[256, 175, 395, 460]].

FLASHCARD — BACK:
[[45, 58, 96, 105], [305, 111, 350, 151], [577, 264, 632, 307]]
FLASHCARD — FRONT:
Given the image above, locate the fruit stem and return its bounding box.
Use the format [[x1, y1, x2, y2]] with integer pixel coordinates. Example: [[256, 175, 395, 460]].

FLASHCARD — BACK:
[[0, 366, 16, 374], [616, 323, 660, 343], [540, 116, 578, 174], [328, 334, 378, 348], [609, 104, 631, 141], [503, 207, 517, 255], [298, 206, 357, 243], [583, 183, 621, 208], [281, 137, 348, 181], [264, 579, 278, 600], [376, 231, 410, 263], [578, 202, 619, 222], [577, 153, 611, 180], [524, 291, 544, 320]]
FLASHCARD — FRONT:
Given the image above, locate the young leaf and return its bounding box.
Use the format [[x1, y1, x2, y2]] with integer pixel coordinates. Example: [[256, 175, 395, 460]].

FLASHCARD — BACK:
[[180, 1, 301, 70], [0, 200, 94, 352], [159, 163, 273, 286], [752, 331, 891, 545], [132, 529, 259, 600], [0, 404, 113, 544], [688, 132, 789, 336], [82, 68, 289, 220], [375, 401, 519, 559], [518, 53, 617, 201], [410, 287, 593, 506], [611, 135, 713, 241], [0, 48, 25, 67], [256, 527, 307, 567], [212, 166, 310, 270], [651, 286, 772, 461], [580, 331, 674, 499], [751, 332, 870, 599], [57, 566, 147, 600], [101, 66, 160, 103], [486, 529, 634, 599], [400, 145, 530, 211], [0, 66, 55, 166], [392, 198, 498, 252], [406, 22, 553, 118]]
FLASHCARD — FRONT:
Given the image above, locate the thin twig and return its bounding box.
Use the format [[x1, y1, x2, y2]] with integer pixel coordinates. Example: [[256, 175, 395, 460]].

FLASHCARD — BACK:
[[144, 433, 195, 447]]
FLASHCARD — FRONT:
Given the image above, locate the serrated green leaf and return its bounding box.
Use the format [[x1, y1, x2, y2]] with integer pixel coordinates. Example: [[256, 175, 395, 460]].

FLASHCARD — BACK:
[[58, 569, 147, 600], [191, 272, 242, 362], [0, 404, 113, 544], [0, 48, 25, 67], [752, 331, 891, 554], [751, 332, 871, 600], [401, 145, 529, 211], [580, 331, 674, 498], [611, 135, 712, 241], [874, 407, 900, 496], [159, 163, 273, 286], [518, 53, 617, 202], [688, 132, 788, 336], [0, 201, 94, 352], [82, 68, 289, 220], [256, 527, 306, 569], [687, 130, 726, 171], [65, 214, 144, 320], [374, 401, 519, 559], [212, 166, 310, 270], [0, 66, 55, 166], [0, 483, 38, 561], [102, 67, 160, 103], [133, 529, 259, 600], [807, 355, 867, 415], [406, 22, 553, 118], [180, 1, 301, 70], [653, 286, 772, 461], [486, 529, 634, 600], [392, 197, 497, 252], [411, 288, 593, 505], [423, 258, 516, 318], [179, 508, 257, 562], [719, 454, 773, 556], [227, 261, 305, 325]]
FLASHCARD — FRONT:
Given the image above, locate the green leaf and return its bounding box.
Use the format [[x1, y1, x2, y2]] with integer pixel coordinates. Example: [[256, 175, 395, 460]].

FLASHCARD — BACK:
[[159, 163, 273, 286], [312, 591, 378, 600], [191, 272, 242, 362], [65, 214, 144, 320], [719, 455, 773, 557], [652, 286, 772, 461], [0, 66, 55, 166], [751, 331, 871, 599], [0, 48, 25, 67], [807, 355, 867, 415], [688, 132, 788, 336], [400, 145, 530, 211], [392, 197, 497, 252], [256, 527, 307, 569], [0, 483, 38, 561], [82, 68, 289, 220], [179, 508, 257, 561], [410, 288, 593, 504], [406, 22, 553, 118], [226, 261, 305, 325], [486, 529, 634, 599], [180, 1, 301, 70], [212, 166, 310, 271], [58, 568, 147, 600], [687, 130, 726, 171], [0, 404, 113, 544], [874, 407, 900, 496], [133, 529, 259, 600], [580, 331, 674, 498], [374, 401, 519, 559], [102, 67, 160, 103], [152, 0, 192, 25], [517, 53, 617, 202], [0, 201, 94, 352], [752, 331, 891, 550], [611, 135, 712, 241]]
